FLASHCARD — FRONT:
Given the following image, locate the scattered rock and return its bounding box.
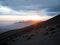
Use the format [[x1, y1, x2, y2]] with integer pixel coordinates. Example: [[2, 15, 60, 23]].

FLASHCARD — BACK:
[[27, 37, 31, 40], [23, 35, 28, 38], [30, 34, 34, 37], [51, 31, 56, 34], [49, 31, 56, 38], [49, 27, 55, 31]]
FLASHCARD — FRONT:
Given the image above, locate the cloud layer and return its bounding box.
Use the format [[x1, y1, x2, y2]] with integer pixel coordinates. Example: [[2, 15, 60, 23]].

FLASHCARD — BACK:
[[0, 0, 60, 16]]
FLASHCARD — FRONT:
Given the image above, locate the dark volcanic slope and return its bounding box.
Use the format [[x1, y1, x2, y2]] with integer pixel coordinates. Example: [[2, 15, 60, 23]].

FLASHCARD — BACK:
[[0, 14, 60, 45]]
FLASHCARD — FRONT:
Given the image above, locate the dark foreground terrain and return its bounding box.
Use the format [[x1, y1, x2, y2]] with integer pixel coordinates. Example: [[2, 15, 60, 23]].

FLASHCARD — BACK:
[[0, 14, 60, 45]]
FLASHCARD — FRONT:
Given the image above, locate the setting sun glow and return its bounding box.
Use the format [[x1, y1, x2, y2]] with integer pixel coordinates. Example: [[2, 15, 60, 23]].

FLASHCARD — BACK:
[[0, 15, 53, 21]]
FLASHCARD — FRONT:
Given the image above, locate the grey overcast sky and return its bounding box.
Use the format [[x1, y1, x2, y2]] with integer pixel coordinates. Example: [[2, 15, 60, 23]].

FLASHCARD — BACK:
[[0, 0, 60, 16]]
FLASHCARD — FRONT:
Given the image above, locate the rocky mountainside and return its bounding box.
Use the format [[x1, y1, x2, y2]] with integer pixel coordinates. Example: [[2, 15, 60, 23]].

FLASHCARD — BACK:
[[0, 14, 60, 45]]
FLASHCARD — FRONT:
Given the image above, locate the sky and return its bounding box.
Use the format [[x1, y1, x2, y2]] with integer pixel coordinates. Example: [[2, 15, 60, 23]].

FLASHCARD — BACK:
[[0, 0, 60, 21]]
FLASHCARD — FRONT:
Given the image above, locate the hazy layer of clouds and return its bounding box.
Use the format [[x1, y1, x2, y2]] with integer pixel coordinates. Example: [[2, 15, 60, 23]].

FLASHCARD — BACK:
[[0, 0, 60, 16]]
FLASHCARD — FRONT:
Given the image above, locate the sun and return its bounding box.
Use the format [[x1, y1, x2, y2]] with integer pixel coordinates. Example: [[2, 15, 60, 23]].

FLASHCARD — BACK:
[[27, 15, 41, 20], [26, 15, 41, 23]]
